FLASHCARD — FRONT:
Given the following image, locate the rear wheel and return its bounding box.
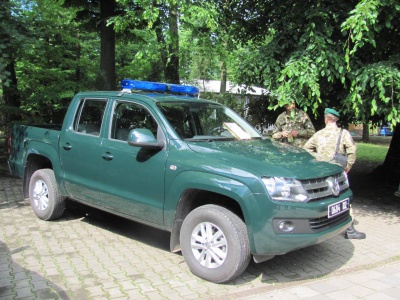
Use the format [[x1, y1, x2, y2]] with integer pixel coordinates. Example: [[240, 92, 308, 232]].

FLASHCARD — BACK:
[[180, 205, 251, 283], [29, 169, 65, 221]]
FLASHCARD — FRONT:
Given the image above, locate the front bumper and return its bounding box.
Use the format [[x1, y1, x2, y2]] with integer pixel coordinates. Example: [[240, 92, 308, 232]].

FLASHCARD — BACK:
[[247, 189, 353, 257]]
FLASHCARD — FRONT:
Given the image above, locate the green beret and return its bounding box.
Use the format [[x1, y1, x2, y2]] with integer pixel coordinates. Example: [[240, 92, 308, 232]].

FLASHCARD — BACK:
[[324, 108, 340, 117]]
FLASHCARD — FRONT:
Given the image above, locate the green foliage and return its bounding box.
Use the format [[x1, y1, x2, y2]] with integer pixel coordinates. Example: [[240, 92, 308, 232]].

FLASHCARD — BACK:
[[217, 0, 400, 128], [115, 29, 164, 81], [179, 27, 223, 81], [232, 38, 278, 87], [0, 0, 105, 124], [179, 2, 234, 82], [113, 1, 228, 83], [274, 56, 321, 113], [113, 0, 161, 30], [342, 0, 381, 64], [346, 63, 400, 125], [2, 0, 399, 132], [16, 1, 100, 122], [341, 0, 400, 127], [112, 0, 183, 82], [0, 0, 29, 86]]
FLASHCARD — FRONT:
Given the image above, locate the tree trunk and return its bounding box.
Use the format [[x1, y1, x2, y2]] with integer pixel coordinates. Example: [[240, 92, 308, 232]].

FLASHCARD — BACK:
[[155, 22, 168, 81], [220, 60, 227, 93], [362, 123, 369, 143], [165, 2, 180, 84], [74, 35, 81, 94], [372, 123, 400, 185], [99, 0, 116, 90]]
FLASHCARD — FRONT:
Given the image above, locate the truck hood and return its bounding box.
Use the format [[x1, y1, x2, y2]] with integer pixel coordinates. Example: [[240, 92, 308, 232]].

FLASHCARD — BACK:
[[187, 139, 342, 179]]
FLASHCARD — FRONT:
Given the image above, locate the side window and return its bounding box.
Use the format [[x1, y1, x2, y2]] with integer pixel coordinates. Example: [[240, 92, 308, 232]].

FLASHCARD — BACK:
[[111, 102, 158, 141], [161, 106, 194, 138], [74, 99, 107, 136]]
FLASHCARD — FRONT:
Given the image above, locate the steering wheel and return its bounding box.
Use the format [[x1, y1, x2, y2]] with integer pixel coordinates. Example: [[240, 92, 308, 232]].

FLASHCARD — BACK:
[[208, 126, 226, 136]]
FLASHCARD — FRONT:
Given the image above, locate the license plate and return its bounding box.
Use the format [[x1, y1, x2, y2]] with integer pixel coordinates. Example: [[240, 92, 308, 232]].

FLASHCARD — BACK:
[[328, 198, 350, 218]]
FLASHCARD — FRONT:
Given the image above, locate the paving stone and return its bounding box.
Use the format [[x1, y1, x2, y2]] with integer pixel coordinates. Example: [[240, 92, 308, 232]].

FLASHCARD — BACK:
[[363, 292, 399, 300], [306, 281, 339, 294], [324, 290, 359, 300], [382, 286, 400, 299]]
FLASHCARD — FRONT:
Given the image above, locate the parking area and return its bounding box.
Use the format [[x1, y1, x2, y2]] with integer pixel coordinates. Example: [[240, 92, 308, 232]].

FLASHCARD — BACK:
[[1, 173, 400, 299]]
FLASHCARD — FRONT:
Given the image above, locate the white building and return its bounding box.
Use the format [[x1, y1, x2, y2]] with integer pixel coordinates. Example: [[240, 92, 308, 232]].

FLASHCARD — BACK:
[[190, 79, 269, 96]]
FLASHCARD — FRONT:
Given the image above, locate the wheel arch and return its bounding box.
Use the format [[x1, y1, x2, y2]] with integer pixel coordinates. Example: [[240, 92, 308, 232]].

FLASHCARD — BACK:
[[23, 153, 54, 199], [169, 188, 246, 252], [166, 171, 255, 253]]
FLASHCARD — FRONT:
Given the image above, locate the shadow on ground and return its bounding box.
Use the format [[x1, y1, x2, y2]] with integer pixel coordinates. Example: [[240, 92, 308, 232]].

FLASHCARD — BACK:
[[65, 200, 171, 252], [0, 241, 70, 299]]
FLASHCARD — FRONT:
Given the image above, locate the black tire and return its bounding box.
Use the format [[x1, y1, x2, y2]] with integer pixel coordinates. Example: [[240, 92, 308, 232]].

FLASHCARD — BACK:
[[180, 204, 251, 283], [29, 169, 65, 221]]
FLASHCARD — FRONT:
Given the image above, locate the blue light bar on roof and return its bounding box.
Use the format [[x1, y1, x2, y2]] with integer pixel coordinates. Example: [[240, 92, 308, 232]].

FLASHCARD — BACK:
[[167, 83, 199, 95], [120, 79, 199, 95], [120, 79, 168, 92]]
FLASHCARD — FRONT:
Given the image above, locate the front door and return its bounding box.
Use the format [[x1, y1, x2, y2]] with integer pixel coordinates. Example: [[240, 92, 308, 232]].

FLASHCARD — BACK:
[[98, 100, 167, 225]]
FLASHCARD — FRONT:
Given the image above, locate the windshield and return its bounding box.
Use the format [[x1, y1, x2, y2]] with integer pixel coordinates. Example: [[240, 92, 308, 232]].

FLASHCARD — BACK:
[[157, 101, 262, 141]]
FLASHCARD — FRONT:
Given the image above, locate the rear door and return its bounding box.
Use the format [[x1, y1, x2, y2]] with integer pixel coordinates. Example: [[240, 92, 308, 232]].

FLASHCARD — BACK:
[[59, 98, 107, 204], [97, 99, 167, 225]]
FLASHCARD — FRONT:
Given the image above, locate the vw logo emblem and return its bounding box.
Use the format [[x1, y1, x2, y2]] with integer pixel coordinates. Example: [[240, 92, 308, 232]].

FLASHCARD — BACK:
[[326, 177, 340, 196]]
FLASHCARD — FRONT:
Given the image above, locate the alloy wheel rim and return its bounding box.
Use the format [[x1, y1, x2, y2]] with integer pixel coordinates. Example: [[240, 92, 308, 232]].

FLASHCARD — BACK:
[[190, 222, 228, 268], [33, 180, 49, 211]]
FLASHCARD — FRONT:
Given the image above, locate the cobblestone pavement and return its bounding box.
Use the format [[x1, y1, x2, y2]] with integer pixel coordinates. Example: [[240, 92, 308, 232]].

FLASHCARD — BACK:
[[1, 173, 400, 300]]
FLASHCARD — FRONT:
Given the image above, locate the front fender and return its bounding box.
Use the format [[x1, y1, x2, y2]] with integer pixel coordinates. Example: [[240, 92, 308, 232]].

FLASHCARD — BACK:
[[163, 170, 275, 254], [164, 170, 255, 227]]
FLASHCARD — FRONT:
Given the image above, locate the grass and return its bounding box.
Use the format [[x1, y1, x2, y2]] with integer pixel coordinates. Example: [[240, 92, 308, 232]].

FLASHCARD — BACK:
[[356, 142, 389, 163]]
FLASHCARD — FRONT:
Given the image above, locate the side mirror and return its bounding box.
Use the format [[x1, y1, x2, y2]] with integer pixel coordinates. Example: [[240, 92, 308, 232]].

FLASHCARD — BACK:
[[127, 128, 165, 149]]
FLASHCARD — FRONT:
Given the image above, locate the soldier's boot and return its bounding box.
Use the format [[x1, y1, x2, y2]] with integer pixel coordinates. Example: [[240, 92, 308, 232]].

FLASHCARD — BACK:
[[345, 223, 366, 239]]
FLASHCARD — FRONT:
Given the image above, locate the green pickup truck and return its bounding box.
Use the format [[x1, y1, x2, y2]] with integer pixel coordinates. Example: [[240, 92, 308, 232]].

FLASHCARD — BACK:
[[8, 79, 352, 283]]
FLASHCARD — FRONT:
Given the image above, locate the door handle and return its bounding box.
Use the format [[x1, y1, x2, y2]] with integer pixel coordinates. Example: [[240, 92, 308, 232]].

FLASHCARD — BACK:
[[102, 152, 114, 161], [63, 143, 72, 150]]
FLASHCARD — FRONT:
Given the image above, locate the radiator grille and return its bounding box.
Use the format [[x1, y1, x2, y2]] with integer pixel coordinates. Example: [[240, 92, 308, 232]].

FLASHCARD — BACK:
[[300, 172, 350, 202]]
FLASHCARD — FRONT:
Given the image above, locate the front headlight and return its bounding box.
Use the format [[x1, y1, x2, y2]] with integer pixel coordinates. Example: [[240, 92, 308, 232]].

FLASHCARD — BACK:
[[262, 176, 309, 202]]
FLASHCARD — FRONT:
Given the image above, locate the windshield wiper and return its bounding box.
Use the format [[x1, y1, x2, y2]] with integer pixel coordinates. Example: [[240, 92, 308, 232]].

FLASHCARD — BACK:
[[185, 136, 236, 142], [185, 138, 214, 142]]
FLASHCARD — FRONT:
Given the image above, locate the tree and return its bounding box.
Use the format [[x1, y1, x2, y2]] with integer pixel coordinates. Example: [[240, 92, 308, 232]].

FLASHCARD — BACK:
[[64, 0, 119, 90], [218, 0, 400, 181], [0, 0, 22, 129], [343, 0, 400, 181], [179, 6, 222, 82], [16, 0, 101, 123], [99, 0, 117, 89], [113, 0, 182, 83], [113, 1, 230, 84], [165, 1, 179, 83]]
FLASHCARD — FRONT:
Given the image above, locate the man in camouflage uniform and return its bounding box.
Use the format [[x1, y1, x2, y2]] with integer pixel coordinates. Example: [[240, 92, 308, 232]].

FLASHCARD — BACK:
[[303, 108, 365, 239], [303, 108, 356, 172], [272, 102, 315, 147]]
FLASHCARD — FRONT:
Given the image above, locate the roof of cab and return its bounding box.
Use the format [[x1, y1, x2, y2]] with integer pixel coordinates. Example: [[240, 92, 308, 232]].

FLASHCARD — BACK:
[[75, 90, 219, 105], [75, 79, 220, 105]]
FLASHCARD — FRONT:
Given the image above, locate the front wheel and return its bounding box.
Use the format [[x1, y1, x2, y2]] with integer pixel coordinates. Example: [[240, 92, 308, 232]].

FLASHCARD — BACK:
[[180, 205, 251, 283], [29, 169, 65, 221]]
